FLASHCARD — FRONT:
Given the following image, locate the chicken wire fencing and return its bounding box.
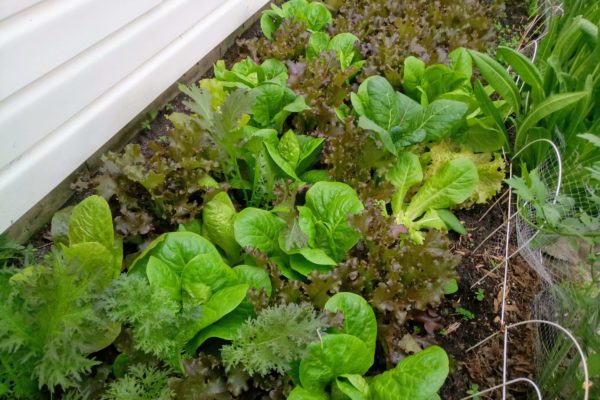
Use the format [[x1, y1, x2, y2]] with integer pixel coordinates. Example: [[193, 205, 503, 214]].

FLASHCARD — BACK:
[[459, 0, 598, 397], [459, 138, 593, 400]]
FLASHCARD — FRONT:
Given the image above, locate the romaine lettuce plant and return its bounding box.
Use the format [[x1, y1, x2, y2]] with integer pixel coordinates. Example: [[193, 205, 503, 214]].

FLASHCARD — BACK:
[[388, 152, 478, 243], [289, 293, 449, 400], [261, 0, 332, 40], [234, 181, 364, 278], [110, 231, 271, 370], [180, 80, 313, 206], [214, 58, 289, 89]]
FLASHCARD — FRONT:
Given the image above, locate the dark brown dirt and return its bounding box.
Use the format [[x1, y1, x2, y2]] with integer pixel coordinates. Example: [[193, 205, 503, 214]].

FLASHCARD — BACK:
[[438, 192, 541, 400]]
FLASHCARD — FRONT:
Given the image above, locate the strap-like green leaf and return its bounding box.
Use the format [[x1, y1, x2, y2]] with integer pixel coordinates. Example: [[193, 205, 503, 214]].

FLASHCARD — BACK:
[[468, 49, 521, 116], [515, 91, 588, 151], [497, 46, 544, 105]]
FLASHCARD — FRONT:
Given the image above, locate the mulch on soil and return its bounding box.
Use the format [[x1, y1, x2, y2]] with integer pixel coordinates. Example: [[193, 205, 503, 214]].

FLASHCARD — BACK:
[[439, 193, 541, 399]]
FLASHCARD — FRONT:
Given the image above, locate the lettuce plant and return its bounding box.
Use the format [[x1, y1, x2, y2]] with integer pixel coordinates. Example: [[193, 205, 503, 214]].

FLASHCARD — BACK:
[[201, 191, 240, 263], [93, 113, 217, 235], [289, 293, 449, 400], [421, 141, 506, 207], [261, 0, 332, 40], [330, 0, 501, 87], [388, 152, 478, 243], [206, 57, 311, 131], [351, 75, 468, 155], [214, 58, 288, 89], [221, 303, 327, 376], [101, 363, 174, 400], [234, 181, 364, 278], [0, 196, 122, 397], [402, 49, 511, 153], [109, 231, 271, 369], [307, 32, 364, 71]]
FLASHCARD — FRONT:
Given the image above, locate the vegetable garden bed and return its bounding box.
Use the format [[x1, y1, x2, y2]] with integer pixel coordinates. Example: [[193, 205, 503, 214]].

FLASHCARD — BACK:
[[1, 0, 599, 399]]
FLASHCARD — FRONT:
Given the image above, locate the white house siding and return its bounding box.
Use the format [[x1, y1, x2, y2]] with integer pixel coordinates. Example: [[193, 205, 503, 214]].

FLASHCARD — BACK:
[[0, 0, 270, 233]]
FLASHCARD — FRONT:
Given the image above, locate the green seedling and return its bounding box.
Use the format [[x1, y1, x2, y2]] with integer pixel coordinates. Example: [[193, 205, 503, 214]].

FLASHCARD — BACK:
[[456, 307, 475, 321], [475, 288, 485, 302]]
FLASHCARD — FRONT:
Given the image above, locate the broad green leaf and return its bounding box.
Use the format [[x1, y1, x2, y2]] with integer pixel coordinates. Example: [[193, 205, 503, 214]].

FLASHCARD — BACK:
[[265, 141, 300, 180], [442, 278, 459, 294], [216, 58, 260, 89], [129, 232, 222, 275], [279, 130, 301, 167], [297, 135, 324, 174], [282, 0, 309, 18], [202, 192, 240, 261], [405, 158, 478, 220], [304, 182, 364, 260], [306, 2, 332, 31], [336, 375, 369, 400], [352, 76, 408, 133], [357, 116, 397, 155], [271, 255, 305, 280], [261, 59, 288, 85], [260, 8, 284, 40], [403, 56, 426, 101], [299, 334, 372, 392], [284, 95, 311, 113], [449, 47, 473, 80], [184, 284, 249, 348], [468, 49, 521, 116], [307, 32, 330, 59], [182, 254, 238, 294], [288, 387, 329, 400], [435, 209, 467, 234], [62, 242, 118, 288], [68, 195, 114, 249], [147, 256, 182, 302], [497, 46, 544, 105], [403, 99, 468, 142], [292, 247, 337, 266], [234, 208, 286, 254], [324, 293, 377, 359], [413, 209, 447, 231], [290, 254, 334, 276], [328, 33, 360, 70], [301, 170, 330, 183], [186, 300, 254, 351], [388, 152, 423, 214], [458, 122, 507, 153], [298, 205, 317, 246], [370, 346, 449, 400], [251, 83, 298, 128], [233, 265, 272, 296], [515, 91, 588, 152]]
